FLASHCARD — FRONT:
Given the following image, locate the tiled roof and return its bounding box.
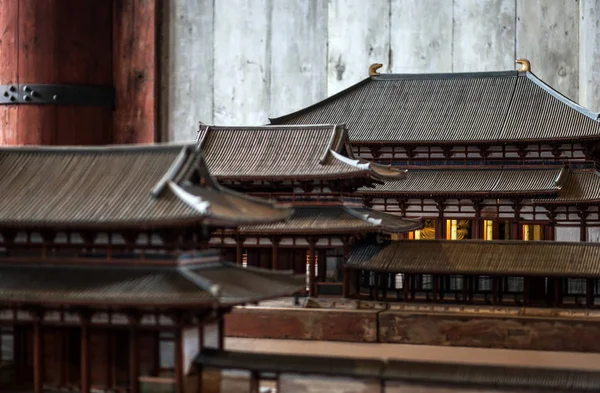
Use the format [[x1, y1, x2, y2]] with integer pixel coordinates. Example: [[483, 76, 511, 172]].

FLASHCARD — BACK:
[[358, 166, 565, 196], [196, 124, 406, 181], [0, 256, 305, 307], [271, 71, 600, 144], [238, 205, 422, 234], [0, 144, 290, 228], [534, 171, 600, 204], [347, 240, 600, 277]]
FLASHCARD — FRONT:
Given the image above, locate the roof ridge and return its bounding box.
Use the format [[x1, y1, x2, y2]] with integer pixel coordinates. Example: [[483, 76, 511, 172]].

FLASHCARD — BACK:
[[371, 70, 518, 81], [199, 124, 343, 130]]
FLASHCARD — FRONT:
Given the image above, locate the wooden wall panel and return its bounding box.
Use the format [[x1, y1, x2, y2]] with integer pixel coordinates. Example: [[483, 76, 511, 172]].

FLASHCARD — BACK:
[[113, 0, 157, 144]]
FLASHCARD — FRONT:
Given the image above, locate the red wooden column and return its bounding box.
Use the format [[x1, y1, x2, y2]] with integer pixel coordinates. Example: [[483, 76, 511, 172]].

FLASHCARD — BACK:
[[0, 0, 158, 146], [271, 237, 280, 270], [579, 208, 588, 242], [174, 326, 184, 393], [129, 314, 140, 393], [308, 237, 317, 297], [33, 312, 44, 393], [435, 200, 446, 239], [113, 0, 158, 144], [80, 313, 91, 393], [342, 236, 352, 297], [235, 235, 244, 265], [0, 0, 113, 145]]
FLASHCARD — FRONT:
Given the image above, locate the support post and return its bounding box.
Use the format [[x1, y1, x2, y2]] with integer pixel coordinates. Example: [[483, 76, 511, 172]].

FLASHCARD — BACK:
[[473, 199, 482, 240], [554, 278, 561, 306], [579, 207, 588, 242], [197, 322, 204, 393], [402, 274, 409, 301], [129, 314, 140, 393], [174, 325, 184, 393], [435, 200, 445, 239], [511, 199, 522, 240], [271, 237, 280, 270], [308, 237, 316, 297], [342, 236, 352, 297], [81, 312, 91, 393], [586, 278, 594, 307], [342, 268, 350, 297], [33, 311, 44, 393], [235, 234, 243, 265]]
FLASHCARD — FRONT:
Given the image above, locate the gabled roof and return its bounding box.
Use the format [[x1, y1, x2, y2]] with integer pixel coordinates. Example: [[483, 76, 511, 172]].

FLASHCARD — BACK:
[[270, 70, 600, 144], [347, 240, 600, 277], [196, 124, 406, 181], [0, 144, 290, 229], [358, 166, 566, 196], [0, 251, 305, 307], [236, 205, 422, 235]]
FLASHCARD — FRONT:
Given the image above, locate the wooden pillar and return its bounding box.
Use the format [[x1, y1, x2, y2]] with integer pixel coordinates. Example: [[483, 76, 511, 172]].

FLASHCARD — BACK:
[[410, 275, 416, 300], [579, 208, 588, 242], [402, 274, 409, 301], [473, 200, 482, 239], [586, 278, 594, 307], [113, 0, 158, 144], [554, 278, 561, 306], [523, 277, 530, 306], [174, 326, 184, 393], [492, 277, 499, 303], [129, 315, 140, 393], [343, 268, 350, 297], [511, 199, 522, 240], [81, 313, 91, 393], [342, 236, 352, 297], [235, 235, 244, 265], [308, 237, 316, 297], [432, 275, 439, 301], [33, 312, 44, 393], [271, 237, 280, 270], [462, 275, 468, 302], [435, 200, 445, 239], [196, 323, 204, 393], [0, 0, 114, 145], [249, 371, 260, 393], [546, 208, 556, 241]]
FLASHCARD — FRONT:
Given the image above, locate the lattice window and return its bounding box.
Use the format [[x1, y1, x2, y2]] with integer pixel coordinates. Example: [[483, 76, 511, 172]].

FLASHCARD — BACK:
[[478, 276, 492, 292], [507, 277, 524, 293], [449, 275, 463, 291], [567, 278, 586, 295]]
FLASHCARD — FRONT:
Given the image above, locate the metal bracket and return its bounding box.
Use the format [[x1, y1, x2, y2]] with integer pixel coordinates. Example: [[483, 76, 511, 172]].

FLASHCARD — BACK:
[[0, 84, 114, 108]]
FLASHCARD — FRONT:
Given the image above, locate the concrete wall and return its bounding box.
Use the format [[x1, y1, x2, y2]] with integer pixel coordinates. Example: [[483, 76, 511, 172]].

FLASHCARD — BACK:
[[160, 0, 600, 142]]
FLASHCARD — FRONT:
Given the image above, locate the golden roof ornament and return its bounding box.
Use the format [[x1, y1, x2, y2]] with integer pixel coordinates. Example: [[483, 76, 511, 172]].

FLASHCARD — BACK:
[[369, 63, 383, 77], [515, 58, 531, 72]]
